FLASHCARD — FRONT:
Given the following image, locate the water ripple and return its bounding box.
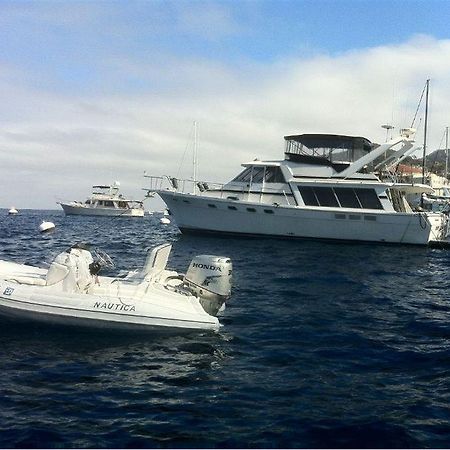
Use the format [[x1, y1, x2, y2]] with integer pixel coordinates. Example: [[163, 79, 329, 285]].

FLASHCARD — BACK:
[[1, 210, 450, 447]]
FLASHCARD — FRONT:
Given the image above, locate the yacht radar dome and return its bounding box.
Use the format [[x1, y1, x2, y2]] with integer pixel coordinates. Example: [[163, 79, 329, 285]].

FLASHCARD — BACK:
[[381, 124, 395, 141]]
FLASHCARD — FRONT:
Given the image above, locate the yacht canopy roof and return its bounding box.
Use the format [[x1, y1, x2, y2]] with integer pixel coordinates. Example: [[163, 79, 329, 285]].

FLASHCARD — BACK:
[[284, 134, 373, 151], [284, 133, 374, 166]]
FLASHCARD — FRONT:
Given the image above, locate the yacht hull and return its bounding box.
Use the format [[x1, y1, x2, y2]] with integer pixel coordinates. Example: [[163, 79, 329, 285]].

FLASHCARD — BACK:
[[159, 191, 444, 245], [59, 203, 144, 217]]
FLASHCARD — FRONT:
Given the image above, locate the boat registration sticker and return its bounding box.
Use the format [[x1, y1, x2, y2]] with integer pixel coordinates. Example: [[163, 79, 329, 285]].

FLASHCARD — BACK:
[[3, 287, 14, 296]]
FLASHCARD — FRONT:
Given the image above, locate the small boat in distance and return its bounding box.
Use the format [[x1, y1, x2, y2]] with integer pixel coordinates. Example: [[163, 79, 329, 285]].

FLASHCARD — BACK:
[[58, 182, 145, 217], [8, 207, 18, 215]]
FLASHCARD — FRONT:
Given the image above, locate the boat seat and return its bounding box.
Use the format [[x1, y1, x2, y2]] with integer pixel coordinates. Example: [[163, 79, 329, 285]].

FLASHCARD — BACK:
[[141, 243, 172, 280], [46, 261, 70, 286]]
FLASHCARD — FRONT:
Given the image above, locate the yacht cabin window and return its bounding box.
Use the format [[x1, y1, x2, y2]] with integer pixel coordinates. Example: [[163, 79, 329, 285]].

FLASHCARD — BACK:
[[232, 166, 285, 183], [334, 187, 360, 208], [314, 187, 340, 207], [298, 186, 383, 210]]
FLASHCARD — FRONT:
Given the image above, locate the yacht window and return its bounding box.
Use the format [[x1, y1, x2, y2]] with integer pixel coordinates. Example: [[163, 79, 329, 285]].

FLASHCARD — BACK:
[[264, 166, 285, 183], [355, 189, 382, 209], [85, 200, 91, 205], [118, 201, 127, 208], [314, 187, 339, 207], [298, 186, 319, 206], [232, 166, 285, 184], [298, 186, 383, 210], [334, 188, 361, 208], [98, 201, 104, 206], [251, 167, 266, 183], [232, 167, 253, 182], [104, 201, 114, 207]]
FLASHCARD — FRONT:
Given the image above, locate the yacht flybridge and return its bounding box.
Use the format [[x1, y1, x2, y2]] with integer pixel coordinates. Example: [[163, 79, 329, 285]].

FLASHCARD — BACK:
[[144, 129, 449, 245]]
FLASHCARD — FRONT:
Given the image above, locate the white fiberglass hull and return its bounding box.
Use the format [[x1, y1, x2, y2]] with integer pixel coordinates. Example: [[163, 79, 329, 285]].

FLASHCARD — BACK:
[[159, 191, 445, 245], [0, 277, 219, 332], [59, 202, 144, 217]]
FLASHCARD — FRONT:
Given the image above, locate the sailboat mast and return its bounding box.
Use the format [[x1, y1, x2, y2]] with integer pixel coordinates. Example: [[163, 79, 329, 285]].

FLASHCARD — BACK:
[[446, 126, 449, 179], [193, 121, 198, 194], [422, 79, 430, 184]]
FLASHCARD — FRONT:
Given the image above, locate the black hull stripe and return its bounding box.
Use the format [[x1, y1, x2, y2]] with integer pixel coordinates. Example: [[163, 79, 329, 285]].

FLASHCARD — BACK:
[[178, 226, 427, 247]]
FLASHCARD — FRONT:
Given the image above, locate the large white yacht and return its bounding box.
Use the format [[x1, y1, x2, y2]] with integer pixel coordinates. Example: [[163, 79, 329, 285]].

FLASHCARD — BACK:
[[59, 182, 145, 217], [144, 129, 449, 245]]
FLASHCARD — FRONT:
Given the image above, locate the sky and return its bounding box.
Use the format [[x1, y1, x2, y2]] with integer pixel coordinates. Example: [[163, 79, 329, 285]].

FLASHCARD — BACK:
[[1, 0, 450, 209]]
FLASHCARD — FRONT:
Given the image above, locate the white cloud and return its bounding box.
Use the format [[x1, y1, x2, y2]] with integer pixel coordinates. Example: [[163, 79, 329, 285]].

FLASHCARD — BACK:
[[174, 1, 242, 40], [1, 35, 450, 209]]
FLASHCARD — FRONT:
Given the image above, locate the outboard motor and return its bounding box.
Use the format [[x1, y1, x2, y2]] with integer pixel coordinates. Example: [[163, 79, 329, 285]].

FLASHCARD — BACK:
[[184, 255, 232, 316]]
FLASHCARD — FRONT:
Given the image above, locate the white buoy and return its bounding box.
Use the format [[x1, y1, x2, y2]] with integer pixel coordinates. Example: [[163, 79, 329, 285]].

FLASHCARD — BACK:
[[160, 217, 171, 225], [39, 221, 55, 233], [8, 207, 18, 215]]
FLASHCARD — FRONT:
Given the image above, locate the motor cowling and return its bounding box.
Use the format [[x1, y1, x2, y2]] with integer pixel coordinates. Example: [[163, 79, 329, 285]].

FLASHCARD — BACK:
[[184, 255, 232, 316]]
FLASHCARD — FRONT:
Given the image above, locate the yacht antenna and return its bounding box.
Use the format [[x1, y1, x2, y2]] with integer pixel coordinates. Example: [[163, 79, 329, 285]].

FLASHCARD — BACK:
[[381, 124, 394, 142], [421, 79, 430, 184]]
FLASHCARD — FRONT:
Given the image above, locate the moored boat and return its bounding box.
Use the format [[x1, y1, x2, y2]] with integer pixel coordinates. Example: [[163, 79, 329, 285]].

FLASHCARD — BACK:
[[58, 182, 145, 217], [0, 243, 232, 332], [144, 129, 449, 245]]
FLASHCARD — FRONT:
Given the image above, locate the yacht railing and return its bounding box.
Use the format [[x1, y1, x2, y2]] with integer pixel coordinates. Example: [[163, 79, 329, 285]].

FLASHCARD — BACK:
[[143, 175, 294, 205], [143, 175, 224, 195]]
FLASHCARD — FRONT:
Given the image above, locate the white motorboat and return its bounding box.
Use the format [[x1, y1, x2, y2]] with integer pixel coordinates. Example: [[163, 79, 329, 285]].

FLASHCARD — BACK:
[[58, 182, 145, 217], [8, 207, 18, 215], [0, 243, 232, 332], [144, 129, 449, 245]]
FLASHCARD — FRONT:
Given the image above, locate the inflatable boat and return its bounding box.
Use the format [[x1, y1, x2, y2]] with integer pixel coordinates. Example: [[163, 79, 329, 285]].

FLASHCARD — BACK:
[[0, 243, 232, 332]]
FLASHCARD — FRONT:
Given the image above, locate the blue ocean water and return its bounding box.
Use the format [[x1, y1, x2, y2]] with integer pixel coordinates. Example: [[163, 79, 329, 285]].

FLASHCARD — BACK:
[[1, 210, 450, 448]]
